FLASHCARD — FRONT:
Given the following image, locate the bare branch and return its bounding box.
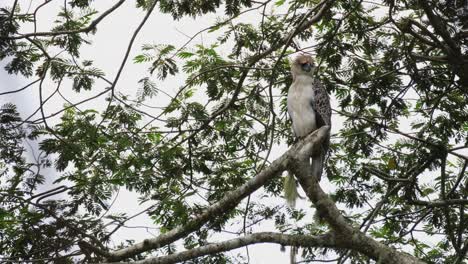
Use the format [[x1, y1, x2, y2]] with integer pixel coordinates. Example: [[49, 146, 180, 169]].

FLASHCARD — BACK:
[[102, 232, 337, 264]]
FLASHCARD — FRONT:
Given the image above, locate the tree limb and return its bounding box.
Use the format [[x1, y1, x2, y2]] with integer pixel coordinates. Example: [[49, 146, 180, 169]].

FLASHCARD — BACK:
[[410, 53, 450, 62], [419, 2, 459, 54], [410, 199, 468, 207], [1, 0, 127, 40], [363, 166, 412, 182], [102, 232, 337, 264]]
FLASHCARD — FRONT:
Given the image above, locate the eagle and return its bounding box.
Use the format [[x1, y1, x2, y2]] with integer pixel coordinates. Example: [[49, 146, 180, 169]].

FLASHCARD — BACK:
[[285, 54, 331, 206]]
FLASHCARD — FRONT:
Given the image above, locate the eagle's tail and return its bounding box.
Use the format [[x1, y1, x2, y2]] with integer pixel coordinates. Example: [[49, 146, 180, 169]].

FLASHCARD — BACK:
[[284, 170, 298, 208], [311, 150, 326, 181]]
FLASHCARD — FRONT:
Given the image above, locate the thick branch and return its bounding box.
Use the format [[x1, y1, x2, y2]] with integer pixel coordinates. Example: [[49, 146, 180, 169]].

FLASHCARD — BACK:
[[102, 232, 337, 264]]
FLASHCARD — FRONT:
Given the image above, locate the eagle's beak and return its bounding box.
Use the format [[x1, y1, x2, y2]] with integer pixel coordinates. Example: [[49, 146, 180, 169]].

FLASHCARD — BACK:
[[301, 63, 312, 72]]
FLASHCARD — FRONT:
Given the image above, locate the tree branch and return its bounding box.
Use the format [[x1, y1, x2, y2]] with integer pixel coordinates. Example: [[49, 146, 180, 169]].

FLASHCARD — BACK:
[[1, 0, 127, 40], [419, 2, 459, 54], [363, 166, 412, 183], [102, 232, 337, 264], [418, 1, 468, 86], [410, 199, 468, 207], [410, 53, 450, 62]]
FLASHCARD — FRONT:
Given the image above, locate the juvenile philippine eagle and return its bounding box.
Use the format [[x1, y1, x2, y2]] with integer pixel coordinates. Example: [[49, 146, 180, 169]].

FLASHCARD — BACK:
[[284, 54, 331, 207]]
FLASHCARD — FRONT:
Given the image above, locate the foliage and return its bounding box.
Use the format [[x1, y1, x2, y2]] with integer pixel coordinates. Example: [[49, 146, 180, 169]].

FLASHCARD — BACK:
[[0, 0, 467, 263]]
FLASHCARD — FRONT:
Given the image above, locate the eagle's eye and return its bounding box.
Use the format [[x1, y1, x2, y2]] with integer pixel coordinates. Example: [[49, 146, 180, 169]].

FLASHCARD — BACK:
[[300, 62, 312, 72]]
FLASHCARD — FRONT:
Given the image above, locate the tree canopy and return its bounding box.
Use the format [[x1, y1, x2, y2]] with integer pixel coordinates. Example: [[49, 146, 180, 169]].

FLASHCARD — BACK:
[[1, 0, 468, 263]]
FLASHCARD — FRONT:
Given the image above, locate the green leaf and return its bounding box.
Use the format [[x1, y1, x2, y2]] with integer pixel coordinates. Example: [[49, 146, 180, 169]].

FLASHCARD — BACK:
[[134, 54, 148, 63], [147, 132, 162, 143], [178, 51, 195, 58], [275, 0, 286, 6]]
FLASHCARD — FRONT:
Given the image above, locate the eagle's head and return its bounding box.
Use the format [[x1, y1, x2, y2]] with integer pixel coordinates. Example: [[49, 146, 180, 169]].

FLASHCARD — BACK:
[[291, 54, 316, 78]]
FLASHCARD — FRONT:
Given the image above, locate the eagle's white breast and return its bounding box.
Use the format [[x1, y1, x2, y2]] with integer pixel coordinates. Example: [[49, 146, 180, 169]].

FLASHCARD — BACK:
[[287, 75, 317, 137]]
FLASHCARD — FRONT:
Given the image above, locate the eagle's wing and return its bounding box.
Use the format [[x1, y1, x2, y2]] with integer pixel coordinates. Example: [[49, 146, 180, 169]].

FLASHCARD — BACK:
[[311, 79, 331, 128], [310, 78, 331, 181]]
